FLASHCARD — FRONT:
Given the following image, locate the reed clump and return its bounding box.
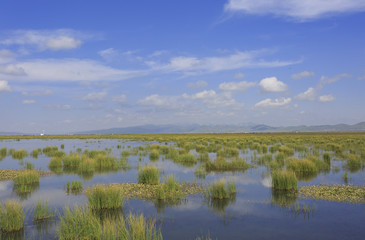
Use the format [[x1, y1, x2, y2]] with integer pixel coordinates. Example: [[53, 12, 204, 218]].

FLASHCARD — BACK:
[[10, 149, 27, 160], [57, 205, 102, 240], [205, 157, 249, 171], [138, 165, 160, 185], [149, 149, 160, 161], [0, 200, 25, 232], [66, 180, 83, 194], [13, 170, 40, 185], [206, 179, 236, 200], [271, 170, 298, 191], [33, 200, 55, 221], [86, 184, 125, 210], [287, 158, 318, 173]]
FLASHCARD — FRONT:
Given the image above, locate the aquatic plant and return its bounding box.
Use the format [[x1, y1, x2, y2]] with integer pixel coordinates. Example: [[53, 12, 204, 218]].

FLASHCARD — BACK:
[[0, 200, 25, 232], [57, 205, 102, 240], [13, 170, 40, 185], [138, 165, 160, 185], [11, 149, 27, 160], [149, 149, 160, 161], [271, 170, 298, 191], [206, 179, 236, 199], [66, 180, 83, 194], [205, 157, 249, 171], [86, 184, 125, 210], [287, 158, 318, 173], [33, 200, 55, 221]]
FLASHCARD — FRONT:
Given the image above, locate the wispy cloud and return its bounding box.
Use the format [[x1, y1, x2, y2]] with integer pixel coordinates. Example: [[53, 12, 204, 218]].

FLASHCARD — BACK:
[[0, 29, 85, 51], [186, 80, 208, 89], [254, 97, 292, 108], [22, 90, 53, 97], [1, 59, 146, 82], [219, 80, 256, 92], [319, 94, 335, 102], [291, 71, 314, 80], [45, 104, 71, 110], [22, 99, 35, 104], [112, 94, 127, 104], [147, 50, 299, 74], [82, 91, 107, 101], [183, 90, 242, 109], [259, 77, 288, 92], [0, 80, 11, 92], [295, 87, 316, 101], [224, 0, 365, 21]]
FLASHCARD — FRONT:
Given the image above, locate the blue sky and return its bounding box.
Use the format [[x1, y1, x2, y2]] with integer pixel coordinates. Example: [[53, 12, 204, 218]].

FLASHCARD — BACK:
[[1, 0, 365, 133]]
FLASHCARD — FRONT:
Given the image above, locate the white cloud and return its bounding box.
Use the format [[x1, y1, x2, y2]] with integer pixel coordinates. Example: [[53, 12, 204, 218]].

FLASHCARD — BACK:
[[1, 59, 145, 82], [224, 0, 365, 21], [291, 71, 314, 80], [319, 73, 350, 87], [0, 80, 11, 92], [112, 94, 127, 103], [0, 64, 26, 75], [149, 50, 299, 74], [0, 49, 16, 64], [186, 80, 208, 88], [82, 91, 107, 101], [45, 104, 71, 110], [358, 75, 365, 81], [259, 77, 288, 92], [319, 94, 335, 102], [22, 90, 53, 96], [295, 87, 316, 101], [219, 80, 256, 91], [22, 99, 35, 104], [0, 29, 84, 51], [254, 97, 291, 108], [98, 48, 118, 61], [183, 90, 241, 109], [138, 94, 180, 109], [234, 72, 245, 79]]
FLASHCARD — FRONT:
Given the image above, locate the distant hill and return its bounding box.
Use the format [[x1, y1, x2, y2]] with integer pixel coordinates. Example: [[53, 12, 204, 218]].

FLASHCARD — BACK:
[[74, 122, 365, 135]]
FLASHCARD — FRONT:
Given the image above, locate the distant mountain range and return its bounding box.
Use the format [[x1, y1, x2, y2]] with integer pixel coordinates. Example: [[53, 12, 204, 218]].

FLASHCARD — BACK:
[[74, 122, 365, 135], [1, 122, 365, 136]]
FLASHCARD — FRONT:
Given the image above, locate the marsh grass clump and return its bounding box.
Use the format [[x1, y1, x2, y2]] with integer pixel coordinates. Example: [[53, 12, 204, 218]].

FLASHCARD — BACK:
[[175, 153, 197, 166], [30, 148, 40, 158], [206, 179, 236, 200], [86, 185, 125, 210], [13, 170, 40, 185], [11, 149, 27, 160], [48, 157, 63, 173], [33, 200, 55, 221], [24, 161, 34, 170], [287, 158, 318, 173], [66, 180, 83, 194], [138, 165, 160, 185], [194, 165, 207, 179], [149, 149, 160, 161], [57, 205, 102, 240], [62, 153, 81, 169], [0, 147, 6, 158], [0, 200, 25, 232], [205, 157, 249, 171], [344, 154, 362, 172], [272, 170, 298, 191], [217, 148, 239, 158]]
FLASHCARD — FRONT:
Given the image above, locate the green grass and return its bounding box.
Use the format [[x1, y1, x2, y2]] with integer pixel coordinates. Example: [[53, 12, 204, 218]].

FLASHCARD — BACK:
[[13, 170, 40, 185], [0, 200, 25, 232], [205, 157, 249, 171], [206, 179, 236, 200], [194, 165, 207, 179], [271, 170, 298, 191], [33, 200, 55, 221], [57, 205, 102, 240], [10, 149, 27, 160], [149, 149, 160, 161], [66, 180, 83, 194], [138, 165, 160, 185], [287, 158, 318, 173], [86, 184, 125, 210]]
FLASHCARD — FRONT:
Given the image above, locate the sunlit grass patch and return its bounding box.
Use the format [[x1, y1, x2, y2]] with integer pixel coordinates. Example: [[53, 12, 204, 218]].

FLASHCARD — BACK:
[[0, 200, 25, 232], [66, 180, 83, 194], [0, 169, 51, 181], [271, 170, 298, 191], [33, 200, 55, 221], [206, 179, 236, 200], [86, 184, 125, 210], [13, 170, 40, 185], [138, 165, 160, 185], [10, 149, 27, 160], [205, 157, 249, 171]]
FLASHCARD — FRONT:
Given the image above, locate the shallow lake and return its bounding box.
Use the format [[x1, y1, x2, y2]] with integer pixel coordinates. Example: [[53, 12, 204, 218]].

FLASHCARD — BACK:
[[0, 137, 364, 240]]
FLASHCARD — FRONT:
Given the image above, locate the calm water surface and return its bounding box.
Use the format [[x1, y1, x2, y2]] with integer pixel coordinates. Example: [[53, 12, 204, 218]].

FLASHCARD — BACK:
[[0, 138, 364, 240]]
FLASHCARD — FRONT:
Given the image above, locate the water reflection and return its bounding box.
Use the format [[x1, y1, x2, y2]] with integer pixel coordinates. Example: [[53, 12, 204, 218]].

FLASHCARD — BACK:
[[0, 229, 24, 240], [12, 182, 40, 200], [271, 189, 297, 207]]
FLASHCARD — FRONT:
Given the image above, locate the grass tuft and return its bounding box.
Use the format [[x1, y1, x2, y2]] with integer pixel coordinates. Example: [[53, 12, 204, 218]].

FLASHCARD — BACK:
[[0, 200, 25, 232], [138, 165, 160, 185]]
